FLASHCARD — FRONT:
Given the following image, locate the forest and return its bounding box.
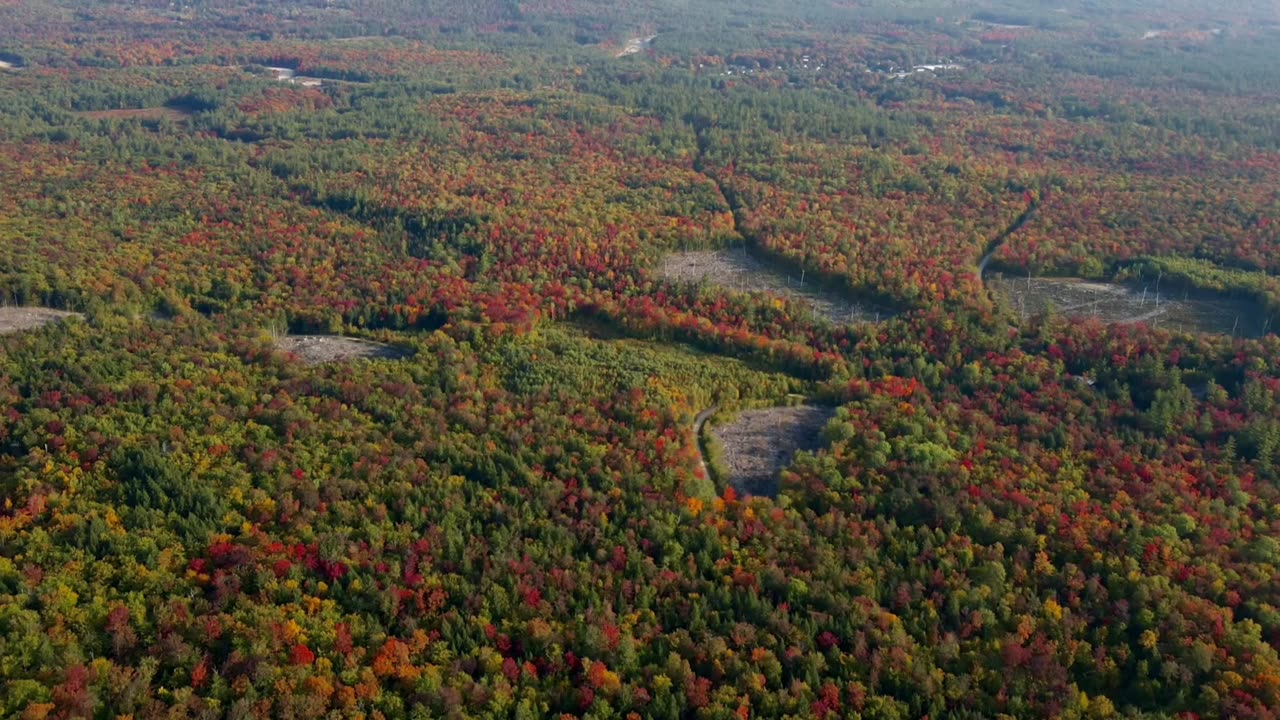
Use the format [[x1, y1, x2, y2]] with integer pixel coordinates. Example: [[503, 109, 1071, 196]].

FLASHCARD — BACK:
[[1, 0, 1279, 717]]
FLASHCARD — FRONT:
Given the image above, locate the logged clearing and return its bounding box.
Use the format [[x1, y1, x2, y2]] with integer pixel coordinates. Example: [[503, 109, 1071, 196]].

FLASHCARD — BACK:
[[76, 107, 193, 121], [711, 404, 835, 497], [616, 35, 657, 57], [660, 250, 893, 324], [274, 335, 409, 365], [0, 307, 82, 335], [989, 274, 1274, 337]]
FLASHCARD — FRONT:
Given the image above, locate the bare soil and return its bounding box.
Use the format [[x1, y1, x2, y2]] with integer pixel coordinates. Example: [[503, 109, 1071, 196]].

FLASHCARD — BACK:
[[274, 335, 409, 365], [711, 404, 836, 497], [76, 107, 193, 121], [660, 250, 892, 324], [616, 35, 657, 57], [0, 307, 82, 335], [989, 274, 1274, 337]]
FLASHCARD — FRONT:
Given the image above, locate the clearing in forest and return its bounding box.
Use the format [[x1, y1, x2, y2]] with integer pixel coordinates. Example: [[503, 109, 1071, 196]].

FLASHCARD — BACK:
[[274, 335, 409, 365], [660, 249, 892, 324], [0, 307, 82, 335], [989, 274, 1274, 337], [616, 35, 657, 57], [710, 404, 836, 497]]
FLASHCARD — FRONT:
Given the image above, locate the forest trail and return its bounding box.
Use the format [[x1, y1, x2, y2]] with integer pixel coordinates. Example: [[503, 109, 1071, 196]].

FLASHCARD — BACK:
[[977, 200, 1040, 282], [681, 135, 896, 324], [693, 405, 720, 482]]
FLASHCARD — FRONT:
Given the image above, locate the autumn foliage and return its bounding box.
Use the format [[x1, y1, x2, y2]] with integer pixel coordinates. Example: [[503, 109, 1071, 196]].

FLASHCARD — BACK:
[[1, 0, 1279, 718]]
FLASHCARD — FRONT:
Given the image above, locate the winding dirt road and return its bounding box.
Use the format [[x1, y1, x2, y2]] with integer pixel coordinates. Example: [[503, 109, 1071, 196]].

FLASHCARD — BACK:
[[692, 405, 719, 481], [977, 200, 1039, 282]]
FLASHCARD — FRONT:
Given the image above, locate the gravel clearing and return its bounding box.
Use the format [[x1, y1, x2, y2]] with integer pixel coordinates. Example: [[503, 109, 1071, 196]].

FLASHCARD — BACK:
[[274, 335, 409, 365], [711, 404, 836, 497], [989, 275, 1273, 337], [660, 250, 893, 324], [0, 307, 83, 335]]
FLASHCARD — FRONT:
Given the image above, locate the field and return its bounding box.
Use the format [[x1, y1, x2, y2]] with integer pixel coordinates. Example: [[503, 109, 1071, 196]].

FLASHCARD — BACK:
[[659, 250, 894, 324], [709, 404, 836, 497], [989, 274, 1275, 337], [273, 335, 410, 364], [0, 306, 82, 334]]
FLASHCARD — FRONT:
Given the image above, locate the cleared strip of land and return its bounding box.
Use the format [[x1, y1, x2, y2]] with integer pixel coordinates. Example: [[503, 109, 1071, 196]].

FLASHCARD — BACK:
[[660, 250, 893, 324], [0, 307, 82, 335], [274, 335, 409, 365]]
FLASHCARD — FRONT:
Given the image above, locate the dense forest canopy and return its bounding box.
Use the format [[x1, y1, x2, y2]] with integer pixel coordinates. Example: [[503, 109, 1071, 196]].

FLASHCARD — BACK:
[[1, 0, 1279, 717]]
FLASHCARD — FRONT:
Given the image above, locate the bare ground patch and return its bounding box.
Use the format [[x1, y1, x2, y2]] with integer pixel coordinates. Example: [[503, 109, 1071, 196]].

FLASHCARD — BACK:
[[274, 335, 409, 365], [710, 404, 836, 497], [660, 250, 892, 324], [0, 307, 82, 335], [990, 274, 1274, 337], [616, 35, 657, 57]]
